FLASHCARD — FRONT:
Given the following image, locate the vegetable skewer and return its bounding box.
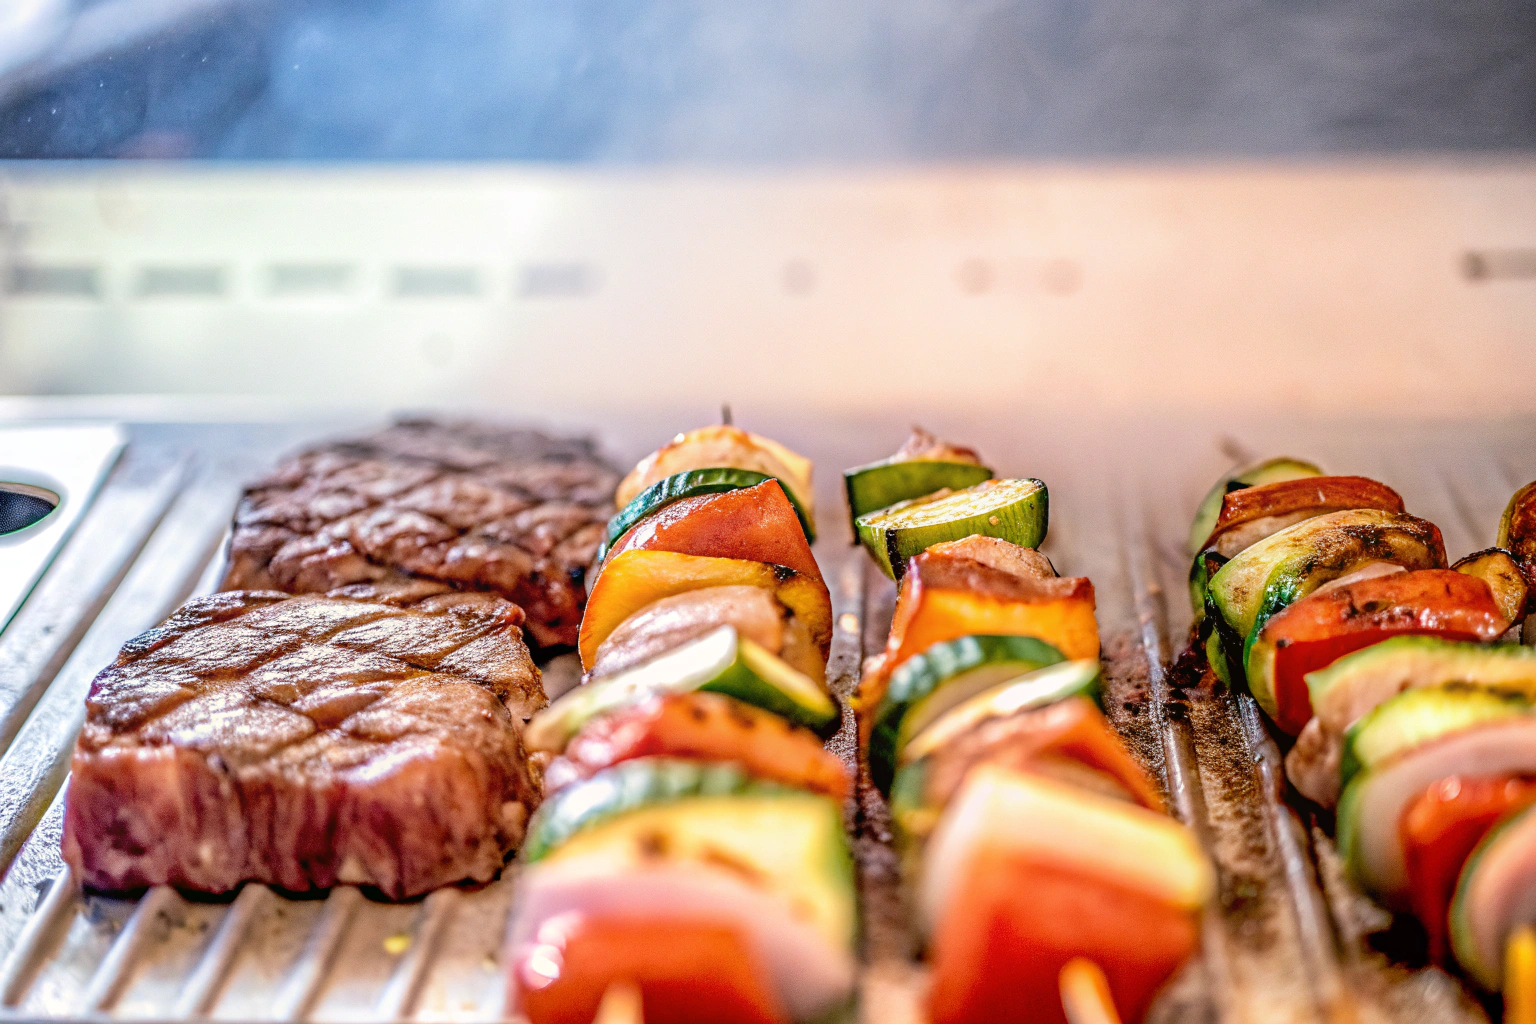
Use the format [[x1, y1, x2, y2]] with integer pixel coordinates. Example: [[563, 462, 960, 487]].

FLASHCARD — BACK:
[[848, 429, 1212, 1024], [507, 424, 854, 1024], [1186, 457, 1536, 1019]]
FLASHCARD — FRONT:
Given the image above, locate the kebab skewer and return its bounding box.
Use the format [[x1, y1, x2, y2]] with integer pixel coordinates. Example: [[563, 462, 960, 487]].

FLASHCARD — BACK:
[[506, 425, 855, 1024], [848, 429, 1214, 1024], [1187, 457, 1536, 1015]]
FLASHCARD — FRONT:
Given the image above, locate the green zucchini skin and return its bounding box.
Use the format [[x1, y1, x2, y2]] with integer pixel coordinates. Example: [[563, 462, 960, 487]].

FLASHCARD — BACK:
[[1339, 684, 1532, 791], [521, 756, 800, 863], [1306, 636, 1536, 729], [854, 478, 1049, 580], [842, 459, 994, 532], [1186, 457, 1323, 558], [599, 467, 816, 563], [1203, 509, 1445, 684], [867, 634, 1064, 795]]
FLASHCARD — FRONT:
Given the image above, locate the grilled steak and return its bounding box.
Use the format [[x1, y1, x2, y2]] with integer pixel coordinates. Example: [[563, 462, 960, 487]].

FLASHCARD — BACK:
[[221, 420, 618, 648], [62, 583, 546, 899]]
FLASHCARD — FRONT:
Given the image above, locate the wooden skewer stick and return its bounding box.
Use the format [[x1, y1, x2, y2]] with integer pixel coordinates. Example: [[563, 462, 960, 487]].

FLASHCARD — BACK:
[[1507, 925, 1536, 1024], [1059, 958, 1123, 1024], [593, 981, 644, 1024]]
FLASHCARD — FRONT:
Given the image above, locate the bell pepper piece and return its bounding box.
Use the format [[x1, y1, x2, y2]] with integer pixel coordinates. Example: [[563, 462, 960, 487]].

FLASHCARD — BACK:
[[580, 550, 832, 675], [512, 916, 788, 1024], [1402, 774, 1536, 963], [857, 548, 1097, 736], [927, 848, 1199, 1024]]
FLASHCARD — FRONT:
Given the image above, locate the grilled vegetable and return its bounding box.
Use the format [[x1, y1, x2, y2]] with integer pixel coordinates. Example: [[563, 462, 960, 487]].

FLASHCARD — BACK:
[[618, 426, 815, 526], [1188, 475, 1405, 614], [1451, 801, 1536, 989], [1204, 509, 1446, 681], [1338, 714, 1536, 907], [602, 468, 815, 560], [1289, 638, 1536, 806], [509, 787, 856, 1021], [921, 767, 1211, 1024], [588, 584, 823, 682], [1246, 569, 1509, 735], [1500, 482, 1536, 578], [1402, 775, 1536, 963], [544, 691, 851, 799], [1341, 685, 1531, 790], [866, 636, 1068, 793], [855, 478, 1048, 580], [579, 550, 832, 673], [891, 695, 1161, 845], [514, 917, 788, 1024], [858, 548, 1098, 727], [599, 479, 824, 586], [899, 660, 1103, 764], [843, 429, 994, 527], [524, 757, 795, 862], [1454, 547, 1530, 626], [528, 626, 838, 751], [1187, 456, 1323, 558]]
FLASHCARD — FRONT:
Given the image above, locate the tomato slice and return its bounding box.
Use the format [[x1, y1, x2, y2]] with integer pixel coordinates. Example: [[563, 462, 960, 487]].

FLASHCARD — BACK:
[[606, 480, 822, 585], [1264, 570, 1505, 735], [512, 915, 788, 1024], [927, 848, 1198, 1024], [1400, 774, 1536, 963], [545, 692, 851, 799]]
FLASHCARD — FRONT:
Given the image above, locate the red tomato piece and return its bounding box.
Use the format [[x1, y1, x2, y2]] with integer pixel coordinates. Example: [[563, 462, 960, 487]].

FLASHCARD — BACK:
[[927, 848, 1199, 1024], [1264, 569, 1506, 735], [512, 915, 788, 1024], [1400, 774, 1536, 963], [544, 692, 851, 799], [605, 480, 822, 585]]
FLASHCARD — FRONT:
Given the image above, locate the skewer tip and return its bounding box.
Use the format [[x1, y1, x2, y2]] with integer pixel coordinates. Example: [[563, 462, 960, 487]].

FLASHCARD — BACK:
[[593, 981, 644, 1024], [1059, 958, 1123, 1024]]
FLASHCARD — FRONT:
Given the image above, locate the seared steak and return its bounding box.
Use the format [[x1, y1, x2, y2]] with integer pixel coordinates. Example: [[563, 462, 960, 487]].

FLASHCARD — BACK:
[[221, 420, 618, 648], [62, 583, 546, 899]]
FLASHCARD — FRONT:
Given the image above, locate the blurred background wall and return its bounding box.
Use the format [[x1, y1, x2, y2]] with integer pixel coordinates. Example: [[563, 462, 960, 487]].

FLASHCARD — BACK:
[[0, 1, 1531, 421]]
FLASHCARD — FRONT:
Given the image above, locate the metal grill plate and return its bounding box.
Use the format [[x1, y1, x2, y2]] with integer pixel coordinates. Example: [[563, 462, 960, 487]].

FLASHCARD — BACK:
[[0, 412, 1530, 1023]]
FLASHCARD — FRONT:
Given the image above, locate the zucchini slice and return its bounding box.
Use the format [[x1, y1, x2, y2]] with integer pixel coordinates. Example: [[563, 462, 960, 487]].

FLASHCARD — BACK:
[[1187, 456, 1322, 558], [601, 468, 816, 562], [1454, 546, 1530, 626], [521, 771, 857, 956], [899, 659, 1103, 765], [843, 459, 993, 530], [1450, 801, 1536, 990], [1500, 482, 1536, 574], [1337, 713, 1536, 908], [854, 478, 1048, 580], [522, 756, 796, 862], [867, 633, 1064, 794], [1340, 684, 1532, 790], [526, 625, 838, 752], [1205, 509, 1445, 681]]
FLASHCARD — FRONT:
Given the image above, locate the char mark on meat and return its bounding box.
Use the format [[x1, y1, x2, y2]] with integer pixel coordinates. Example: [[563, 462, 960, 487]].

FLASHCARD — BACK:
[[221, 420, 618, 649], [63, 584, 546, 899]]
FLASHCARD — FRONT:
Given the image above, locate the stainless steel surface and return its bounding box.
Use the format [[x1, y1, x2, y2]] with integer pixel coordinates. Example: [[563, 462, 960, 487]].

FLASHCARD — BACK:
[[0, 413, 1529, 1023]]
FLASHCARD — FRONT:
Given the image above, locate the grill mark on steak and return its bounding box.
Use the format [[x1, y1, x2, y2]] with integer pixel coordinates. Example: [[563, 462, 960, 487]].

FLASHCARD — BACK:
[[221, 420, 619, 649], [63, 584, 546, 899]]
